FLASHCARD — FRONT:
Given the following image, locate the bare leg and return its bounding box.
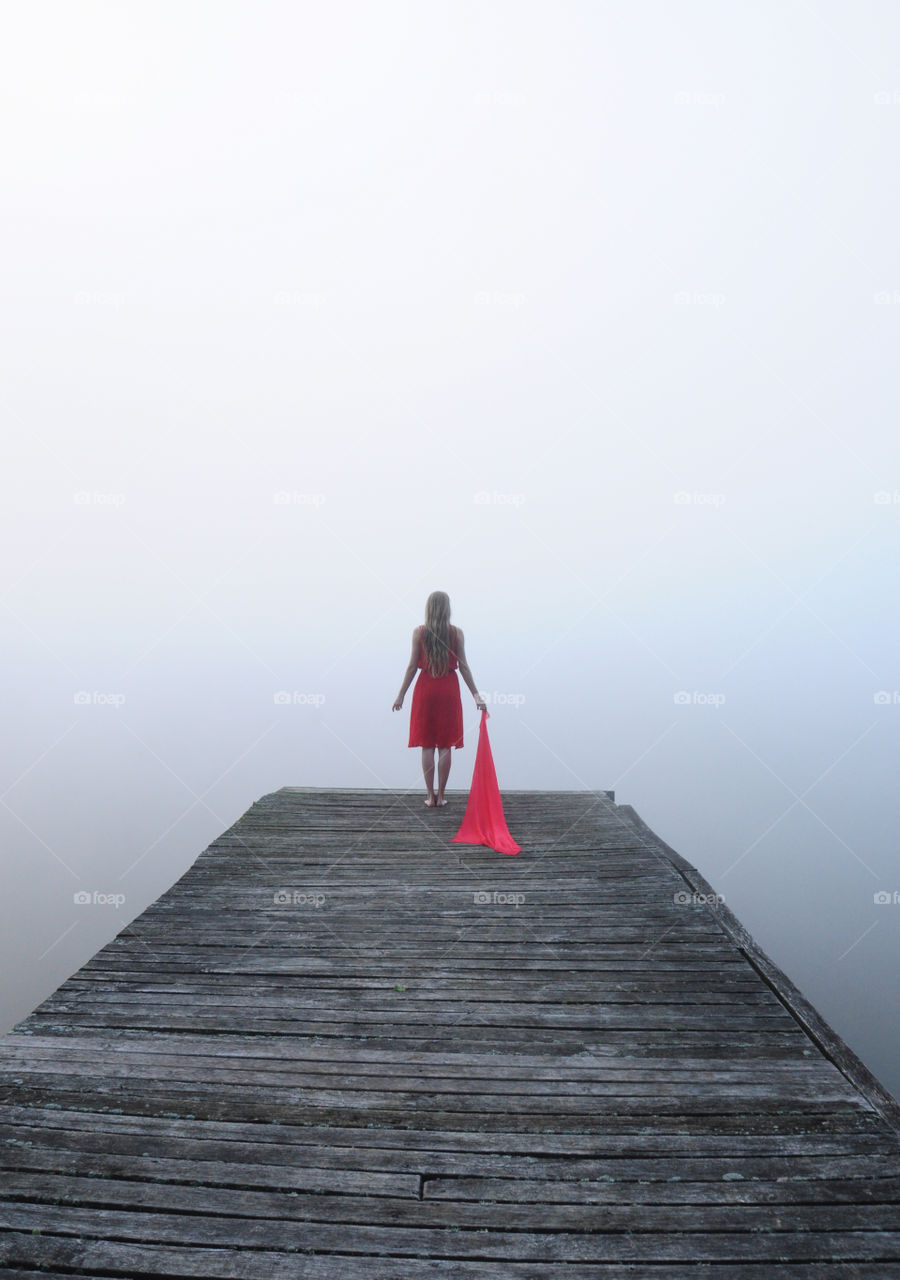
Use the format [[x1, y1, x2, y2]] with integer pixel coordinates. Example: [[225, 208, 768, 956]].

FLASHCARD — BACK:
[[436, 747, 451, 805], [421, 747, 436, 805]]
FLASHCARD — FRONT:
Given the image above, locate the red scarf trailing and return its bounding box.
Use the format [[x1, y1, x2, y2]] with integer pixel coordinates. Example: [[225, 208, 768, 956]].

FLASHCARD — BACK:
[[451, 709, 521, 855]]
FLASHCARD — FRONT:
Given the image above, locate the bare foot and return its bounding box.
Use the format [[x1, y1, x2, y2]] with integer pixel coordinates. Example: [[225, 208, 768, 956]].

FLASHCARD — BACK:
[[424, 796, 436, 807], [436, 797, 448, 807]]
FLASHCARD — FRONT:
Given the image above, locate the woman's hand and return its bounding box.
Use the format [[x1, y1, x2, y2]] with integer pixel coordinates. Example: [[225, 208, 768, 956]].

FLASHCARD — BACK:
[[475, 697, 486, 711], [392, 697, 403, 711]]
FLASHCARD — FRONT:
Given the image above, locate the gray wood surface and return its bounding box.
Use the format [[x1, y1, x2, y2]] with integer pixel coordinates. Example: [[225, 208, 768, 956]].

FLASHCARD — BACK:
[[1, 785, 898, 1277]]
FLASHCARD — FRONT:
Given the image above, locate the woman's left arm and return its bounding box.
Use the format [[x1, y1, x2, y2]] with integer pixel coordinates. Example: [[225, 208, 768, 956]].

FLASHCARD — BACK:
[[392, 628, 420, 710]]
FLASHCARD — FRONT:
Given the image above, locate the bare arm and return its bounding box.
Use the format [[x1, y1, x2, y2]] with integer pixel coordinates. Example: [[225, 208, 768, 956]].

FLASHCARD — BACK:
[[392, 627, 421, 710], [455, 629, 486, 709]]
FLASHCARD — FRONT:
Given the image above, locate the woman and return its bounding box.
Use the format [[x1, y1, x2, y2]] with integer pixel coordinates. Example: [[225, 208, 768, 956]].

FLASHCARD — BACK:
[[392, 591, 486, 807]]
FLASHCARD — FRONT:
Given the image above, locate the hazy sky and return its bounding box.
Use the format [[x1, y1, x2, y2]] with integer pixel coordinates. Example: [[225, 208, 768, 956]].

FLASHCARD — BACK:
[[3, 1, 899, 1097]]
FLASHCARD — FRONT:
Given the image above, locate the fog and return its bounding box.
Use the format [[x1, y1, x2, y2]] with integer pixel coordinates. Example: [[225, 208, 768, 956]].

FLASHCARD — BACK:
[[2, 0, 899, 1100]]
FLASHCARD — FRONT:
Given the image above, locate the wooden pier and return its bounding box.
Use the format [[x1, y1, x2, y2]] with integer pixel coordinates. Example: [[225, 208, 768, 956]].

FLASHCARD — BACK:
[[1, 786, 899, 1277]]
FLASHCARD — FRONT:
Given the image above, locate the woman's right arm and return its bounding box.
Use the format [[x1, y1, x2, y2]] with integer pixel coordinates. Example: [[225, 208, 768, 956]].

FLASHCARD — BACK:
[[392, 626, 421, 710], [455, 629, 486, 710]]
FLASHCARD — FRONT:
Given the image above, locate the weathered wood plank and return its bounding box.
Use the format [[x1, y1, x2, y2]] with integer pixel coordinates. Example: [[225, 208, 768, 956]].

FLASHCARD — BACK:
[[2, 1059, 859, 1105], [2, 1085, 881, 1132], [5, 1142, 899, 1204], [0, 1236, 891, 1280], [0, 1073, 868, 1115], [5, 1103, 894, 1159], [0, 1033, 832, 1073], [4, 1171, 900, 1231], [2, 1200, 900, 1261], [4, 1126, 898, 1187]]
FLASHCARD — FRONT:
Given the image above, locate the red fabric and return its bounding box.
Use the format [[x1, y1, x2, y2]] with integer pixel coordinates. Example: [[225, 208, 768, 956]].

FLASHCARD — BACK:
[[408, 624, 464, 749], [452, 709, 521, 855]]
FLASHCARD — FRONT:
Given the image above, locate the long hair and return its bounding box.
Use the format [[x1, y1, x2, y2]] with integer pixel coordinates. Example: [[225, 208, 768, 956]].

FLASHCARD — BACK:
[[422, 590, 453, 677]]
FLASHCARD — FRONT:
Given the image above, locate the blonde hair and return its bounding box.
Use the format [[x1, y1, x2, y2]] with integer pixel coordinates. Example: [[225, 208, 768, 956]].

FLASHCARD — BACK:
[[422, 590, 453, 677]]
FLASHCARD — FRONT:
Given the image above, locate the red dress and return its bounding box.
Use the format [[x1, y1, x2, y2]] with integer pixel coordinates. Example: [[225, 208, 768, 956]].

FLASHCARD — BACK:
[[408, 624, 464, 749]]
